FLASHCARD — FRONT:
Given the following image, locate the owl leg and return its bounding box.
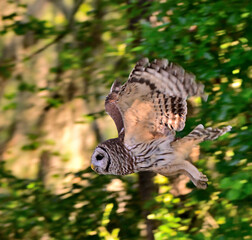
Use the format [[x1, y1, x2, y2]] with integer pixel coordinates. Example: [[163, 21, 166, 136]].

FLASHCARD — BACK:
[[155, 160, 208, 189], [162, 124, 231, 189]]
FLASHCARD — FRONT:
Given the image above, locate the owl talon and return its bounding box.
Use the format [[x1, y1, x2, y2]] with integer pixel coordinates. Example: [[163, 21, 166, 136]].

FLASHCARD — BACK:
[[196, 173, 208, 189], [200, 173, 208, 181]]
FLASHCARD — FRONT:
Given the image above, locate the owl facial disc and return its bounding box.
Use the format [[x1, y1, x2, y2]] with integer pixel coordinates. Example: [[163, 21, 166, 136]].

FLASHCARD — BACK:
[[91, 146, 111, 174]]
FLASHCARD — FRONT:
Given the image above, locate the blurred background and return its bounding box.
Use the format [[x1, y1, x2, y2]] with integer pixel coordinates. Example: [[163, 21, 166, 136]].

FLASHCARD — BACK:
[[0, 0, 251, 239]]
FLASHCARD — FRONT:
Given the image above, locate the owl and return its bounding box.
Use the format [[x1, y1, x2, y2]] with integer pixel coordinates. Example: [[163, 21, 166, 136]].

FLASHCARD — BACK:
[[91, 58, 231, 189]]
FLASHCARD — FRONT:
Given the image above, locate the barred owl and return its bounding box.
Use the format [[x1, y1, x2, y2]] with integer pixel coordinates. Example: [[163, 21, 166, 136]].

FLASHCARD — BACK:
[[91, 58, 231, 189]]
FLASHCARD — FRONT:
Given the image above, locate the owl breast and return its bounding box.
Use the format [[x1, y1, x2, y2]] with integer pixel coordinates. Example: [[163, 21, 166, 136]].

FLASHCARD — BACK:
[[126, 134, 175, 172]]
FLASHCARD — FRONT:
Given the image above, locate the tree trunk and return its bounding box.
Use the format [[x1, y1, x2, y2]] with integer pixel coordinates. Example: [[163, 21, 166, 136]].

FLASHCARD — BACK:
[[38, 150, 51, 185], [126, 1, 157, 238], [138, 172, 158, 240]]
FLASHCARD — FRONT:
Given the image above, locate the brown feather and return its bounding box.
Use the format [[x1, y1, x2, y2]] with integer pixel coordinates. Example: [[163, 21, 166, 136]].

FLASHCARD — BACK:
[[116, 58, 206, 146]]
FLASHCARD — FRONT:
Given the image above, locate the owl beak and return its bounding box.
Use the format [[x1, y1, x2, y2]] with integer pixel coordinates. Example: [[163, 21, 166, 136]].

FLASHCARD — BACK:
[[91, 164, 94, 170]]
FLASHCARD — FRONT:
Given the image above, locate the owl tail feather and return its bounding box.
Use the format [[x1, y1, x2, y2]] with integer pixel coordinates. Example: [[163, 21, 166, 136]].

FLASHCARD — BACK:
[[155, 124, 232, 189], [171, 124, 232, 160]]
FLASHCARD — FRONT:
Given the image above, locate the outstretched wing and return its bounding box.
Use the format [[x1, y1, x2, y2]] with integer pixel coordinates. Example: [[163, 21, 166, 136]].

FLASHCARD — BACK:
[[105, 80, 124, 135], [116, 58, 207, 146]]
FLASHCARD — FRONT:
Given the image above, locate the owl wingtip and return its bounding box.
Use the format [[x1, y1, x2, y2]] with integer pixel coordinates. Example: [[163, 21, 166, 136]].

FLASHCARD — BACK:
[[225, 125, 232, 132], [139, 58, 149, 65], [197, 124, 204, 129], [153, 58, 169, 68], [202, 93, 208, 101], [196, 83, 208, 101], [110, 79, 121, 93]]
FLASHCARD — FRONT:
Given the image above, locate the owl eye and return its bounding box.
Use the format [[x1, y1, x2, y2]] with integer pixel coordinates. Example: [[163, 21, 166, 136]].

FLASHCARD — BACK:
[[96, 153, 104, 161]]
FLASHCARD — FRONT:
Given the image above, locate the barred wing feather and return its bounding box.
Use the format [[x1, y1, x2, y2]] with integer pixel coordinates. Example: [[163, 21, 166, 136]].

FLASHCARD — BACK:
[[116, 58, 207, 146]]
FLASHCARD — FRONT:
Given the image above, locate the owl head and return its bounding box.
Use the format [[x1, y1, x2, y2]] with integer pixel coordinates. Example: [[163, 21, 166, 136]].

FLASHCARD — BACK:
[[91, 138, 135, 175], [91, 145, 112, 174]]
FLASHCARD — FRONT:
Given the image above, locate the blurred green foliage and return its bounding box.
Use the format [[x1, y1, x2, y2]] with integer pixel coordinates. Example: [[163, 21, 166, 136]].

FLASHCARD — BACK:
[[0, 0, 251, 239], [0, 162, 142, 239]]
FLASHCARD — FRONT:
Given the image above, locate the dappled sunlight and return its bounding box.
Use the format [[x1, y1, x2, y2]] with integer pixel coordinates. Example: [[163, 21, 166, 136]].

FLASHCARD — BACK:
[[0, 0, 251, 239]]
